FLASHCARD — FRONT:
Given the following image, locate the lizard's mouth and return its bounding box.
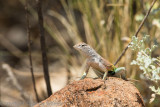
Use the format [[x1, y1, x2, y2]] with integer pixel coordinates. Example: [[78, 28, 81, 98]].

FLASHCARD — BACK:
[[73, 45, 78, 50]]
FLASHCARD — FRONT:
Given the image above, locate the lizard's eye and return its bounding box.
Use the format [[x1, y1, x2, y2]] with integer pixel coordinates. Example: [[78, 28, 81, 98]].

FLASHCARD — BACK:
[[81, 44, 86, 47]]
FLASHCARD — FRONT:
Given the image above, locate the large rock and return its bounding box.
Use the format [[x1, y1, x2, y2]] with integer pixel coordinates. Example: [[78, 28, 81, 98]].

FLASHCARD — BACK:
[[34, 77, 145, 107]]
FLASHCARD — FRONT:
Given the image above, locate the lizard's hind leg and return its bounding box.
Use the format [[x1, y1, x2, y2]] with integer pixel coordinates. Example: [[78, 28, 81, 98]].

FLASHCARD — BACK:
[[103, 71, 108, 80], [114, 67, 126, 80], [98, 63, 108, 80]]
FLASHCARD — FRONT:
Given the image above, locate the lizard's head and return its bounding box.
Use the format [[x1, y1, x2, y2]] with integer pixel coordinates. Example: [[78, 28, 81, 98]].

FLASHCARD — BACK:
[[73, 42, 93, 57], [73, 42, 88, 51]]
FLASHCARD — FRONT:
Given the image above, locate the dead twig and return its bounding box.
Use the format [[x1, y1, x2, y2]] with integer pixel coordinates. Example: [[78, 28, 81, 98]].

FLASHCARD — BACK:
[[2, 64, 33, 106], [0, 34, 23, 58], [114, 0, 157, 66], [36, 0, 52, 96], [25, 0, 39, 102]]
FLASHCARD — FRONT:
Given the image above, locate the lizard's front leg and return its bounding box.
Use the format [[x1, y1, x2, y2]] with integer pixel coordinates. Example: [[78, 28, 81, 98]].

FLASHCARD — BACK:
[[80, 64, 90, 80]]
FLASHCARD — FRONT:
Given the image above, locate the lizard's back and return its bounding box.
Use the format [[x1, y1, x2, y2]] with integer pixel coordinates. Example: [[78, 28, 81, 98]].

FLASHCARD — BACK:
[[89, 56, 115, 78]]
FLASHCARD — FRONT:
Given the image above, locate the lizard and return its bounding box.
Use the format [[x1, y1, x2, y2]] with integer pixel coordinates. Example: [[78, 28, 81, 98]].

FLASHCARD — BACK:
[[73, 42, 126, 80]]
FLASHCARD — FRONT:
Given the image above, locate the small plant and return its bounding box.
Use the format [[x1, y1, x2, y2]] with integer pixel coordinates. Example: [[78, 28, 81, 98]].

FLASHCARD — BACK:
[[129, 35, 160, 102]]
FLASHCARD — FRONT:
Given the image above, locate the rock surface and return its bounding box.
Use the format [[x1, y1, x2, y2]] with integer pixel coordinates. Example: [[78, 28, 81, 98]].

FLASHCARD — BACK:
[[34, 77, 145, 107]]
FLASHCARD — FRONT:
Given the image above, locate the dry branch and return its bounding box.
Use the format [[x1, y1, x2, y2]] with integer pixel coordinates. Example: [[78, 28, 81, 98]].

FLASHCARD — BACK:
[[25, 0, 39, 102], [0, 34, 23, 58], [36, 0, 52, 96], [2, 64, 33, 106], [114, 0, 157, 65]]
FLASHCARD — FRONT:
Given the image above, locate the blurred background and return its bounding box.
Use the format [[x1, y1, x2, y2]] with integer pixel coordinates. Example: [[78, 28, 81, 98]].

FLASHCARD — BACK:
[[0, 0, 160, 107]]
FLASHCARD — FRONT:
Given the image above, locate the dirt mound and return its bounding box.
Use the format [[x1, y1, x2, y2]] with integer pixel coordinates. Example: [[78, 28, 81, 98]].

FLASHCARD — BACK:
[[34, 77, 145, 107]]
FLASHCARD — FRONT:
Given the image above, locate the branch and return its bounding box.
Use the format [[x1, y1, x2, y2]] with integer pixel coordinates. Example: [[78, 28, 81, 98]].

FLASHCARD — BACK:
[[114, 0, 157, 66], [2, 64, 32, 106], [25, 0, 39, 102], [36, 0, 52, 96], [0, 34, 23, 58]]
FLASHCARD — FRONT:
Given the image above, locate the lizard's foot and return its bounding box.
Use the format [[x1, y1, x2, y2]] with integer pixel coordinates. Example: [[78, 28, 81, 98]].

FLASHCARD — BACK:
[[102, 77, 108, 80], [80, 75, 86, 80], [80, 72, 87, 80], [101, 79, 107, 89], [121, 75, 127, 81], [102, 77, 108, 86]]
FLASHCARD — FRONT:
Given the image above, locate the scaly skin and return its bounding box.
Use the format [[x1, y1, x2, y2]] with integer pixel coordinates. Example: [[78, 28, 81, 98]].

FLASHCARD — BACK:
[[73, 42, 126, 80]]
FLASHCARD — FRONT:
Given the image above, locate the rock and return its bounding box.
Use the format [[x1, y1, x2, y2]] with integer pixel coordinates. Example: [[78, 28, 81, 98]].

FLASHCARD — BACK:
[[34, 77, 145, 107]]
